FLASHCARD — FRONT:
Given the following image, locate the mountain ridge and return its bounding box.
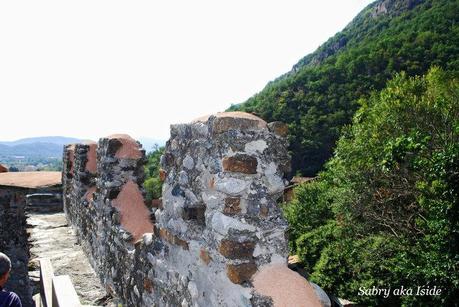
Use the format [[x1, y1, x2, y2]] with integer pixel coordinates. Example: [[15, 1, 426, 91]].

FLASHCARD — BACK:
[[0, 136, 81, 146], [229, 0, 459, 176], [0, 136, 166, 161]]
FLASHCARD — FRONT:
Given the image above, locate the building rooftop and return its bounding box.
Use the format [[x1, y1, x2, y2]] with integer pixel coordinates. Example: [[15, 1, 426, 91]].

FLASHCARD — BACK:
[[0, 171, 61, 189]]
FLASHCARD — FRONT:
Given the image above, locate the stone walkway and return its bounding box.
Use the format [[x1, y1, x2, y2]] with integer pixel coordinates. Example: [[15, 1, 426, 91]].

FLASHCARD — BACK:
[[27, 212, 110, 306]]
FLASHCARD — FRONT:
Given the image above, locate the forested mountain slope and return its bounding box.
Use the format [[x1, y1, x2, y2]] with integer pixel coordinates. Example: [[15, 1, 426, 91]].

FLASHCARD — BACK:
[[229, 0, 459, 176]]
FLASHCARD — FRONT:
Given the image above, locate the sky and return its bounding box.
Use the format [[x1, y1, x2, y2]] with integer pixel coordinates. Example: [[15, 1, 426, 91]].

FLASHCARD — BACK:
[[0, 0, 374, 142]]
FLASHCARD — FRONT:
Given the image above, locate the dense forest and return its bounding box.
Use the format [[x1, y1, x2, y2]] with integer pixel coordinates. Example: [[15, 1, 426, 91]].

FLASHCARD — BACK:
[[284, 68, 458, 305], [229, 0, 459, 176]]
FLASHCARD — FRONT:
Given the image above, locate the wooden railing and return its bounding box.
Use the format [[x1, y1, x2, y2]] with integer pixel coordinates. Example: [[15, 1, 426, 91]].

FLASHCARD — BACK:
[[33, 258, 82, 307]]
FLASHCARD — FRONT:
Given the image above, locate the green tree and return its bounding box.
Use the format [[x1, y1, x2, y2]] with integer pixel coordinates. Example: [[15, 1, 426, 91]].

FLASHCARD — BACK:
[[144, 145, 164, 200], [8, 166, 19, 172], [285, 68, 459, 305]]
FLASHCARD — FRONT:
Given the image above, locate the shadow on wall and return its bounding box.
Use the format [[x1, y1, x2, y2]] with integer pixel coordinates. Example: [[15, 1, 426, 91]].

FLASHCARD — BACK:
[[0, 174, 62, 307]]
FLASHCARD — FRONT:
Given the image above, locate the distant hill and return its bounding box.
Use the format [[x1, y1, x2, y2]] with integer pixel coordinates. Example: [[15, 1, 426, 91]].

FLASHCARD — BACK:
[[0, 143, 63, 158], [229, 0, 459, 176], [0, 136, 165, 159], [0, 136, 81, 159], [0, 136, 81, 146]]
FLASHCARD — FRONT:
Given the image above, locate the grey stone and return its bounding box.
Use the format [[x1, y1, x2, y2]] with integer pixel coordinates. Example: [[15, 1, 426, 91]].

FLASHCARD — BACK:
[[183, 155, 195, 170], [214, 177, 249, 196], [179, 171, 189, 186]]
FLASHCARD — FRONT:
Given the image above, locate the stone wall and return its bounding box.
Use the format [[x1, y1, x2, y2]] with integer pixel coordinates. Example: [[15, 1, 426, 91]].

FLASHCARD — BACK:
[[63, 112, 325, 306], [0, 186, 34, 307]]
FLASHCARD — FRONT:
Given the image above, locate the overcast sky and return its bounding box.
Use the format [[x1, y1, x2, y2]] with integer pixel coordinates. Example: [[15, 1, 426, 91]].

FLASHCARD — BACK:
[[0, 0, 374, 142]]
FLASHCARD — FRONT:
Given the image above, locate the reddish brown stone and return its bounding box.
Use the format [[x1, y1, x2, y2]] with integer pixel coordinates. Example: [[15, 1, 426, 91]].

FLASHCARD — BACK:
[[219, 239, 255, 259], [159, 228, 189, 250], [144, 278, 154, 293], [173, 235, 189, 250], [151, 198, 163, 209], [159, 228, 171, 241], [175, 236, 189, 250], [200, 248, 212, 265], [223, 197, 241, 215], [159, 169, 167, 182], [260, 205, 269, 217], [226, 262, 257, 284], [222, 154, 257, 174]]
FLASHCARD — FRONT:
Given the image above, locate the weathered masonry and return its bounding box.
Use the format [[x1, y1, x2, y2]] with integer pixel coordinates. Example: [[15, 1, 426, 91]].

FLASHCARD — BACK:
[[63, 112, 327, 306]]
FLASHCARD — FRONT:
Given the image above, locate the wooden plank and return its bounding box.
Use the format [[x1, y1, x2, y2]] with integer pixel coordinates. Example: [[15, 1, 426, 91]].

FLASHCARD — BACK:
[[39, 258, 55, 307], [52, 275, 81, 307], [33, 293, 42, 307]]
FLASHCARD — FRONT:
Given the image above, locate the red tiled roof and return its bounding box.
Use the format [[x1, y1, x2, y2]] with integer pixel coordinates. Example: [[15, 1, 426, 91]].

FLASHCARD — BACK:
[[0, 164, 8, 173], [0, 171, 61, 189]]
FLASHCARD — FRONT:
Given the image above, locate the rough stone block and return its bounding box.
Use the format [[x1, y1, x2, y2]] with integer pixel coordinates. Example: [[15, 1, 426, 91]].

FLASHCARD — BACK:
[[143, 278, 154, 294], [222, 154, 257, 174], [219, 239, 255, 259], [226, 262, 257, 284], [182, 206, 206, 225], [159, 169, 166, 182], [159, 228, 189, 250], [214, 177, 249, 195], [151, 198, 163, 209], [260, 205, 269, 218], [223, 197, 241, 215], [192, 111, 267, 134]]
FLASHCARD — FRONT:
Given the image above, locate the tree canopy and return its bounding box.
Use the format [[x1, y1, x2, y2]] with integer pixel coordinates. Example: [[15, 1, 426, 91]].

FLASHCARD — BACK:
[[144, 145, 164, 200], [283, 68, 459, 305]]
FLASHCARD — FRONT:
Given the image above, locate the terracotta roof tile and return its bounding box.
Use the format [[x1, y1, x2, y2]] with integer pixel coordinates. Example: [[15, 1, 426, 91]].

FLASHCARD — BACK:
[[0, 171, 61, 189]]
